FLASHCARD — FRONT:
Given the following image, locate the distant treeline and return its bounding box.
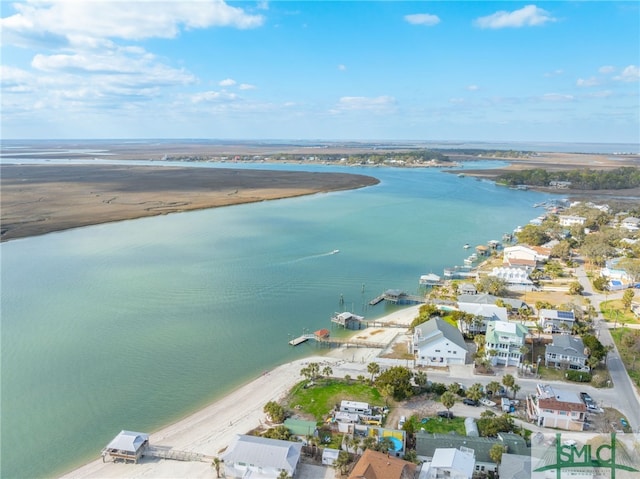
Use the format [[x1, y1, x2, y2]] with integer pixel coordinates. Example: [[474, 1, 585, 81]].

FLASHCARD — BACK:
[[498, 167, 640, 190], [435, 149, 532, 159]]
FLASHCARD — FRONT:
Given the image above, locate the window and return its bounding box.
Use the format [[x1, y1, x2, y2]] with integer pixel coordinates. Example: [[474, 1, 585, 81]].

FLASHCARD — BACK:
[[435, 349, 441, 352]]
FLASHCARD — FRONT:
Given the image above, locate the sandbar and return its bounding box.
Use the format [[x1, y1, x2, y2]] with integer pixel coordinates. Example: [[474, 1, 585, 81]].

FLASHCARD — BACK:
[[0, 164, 379, 242]]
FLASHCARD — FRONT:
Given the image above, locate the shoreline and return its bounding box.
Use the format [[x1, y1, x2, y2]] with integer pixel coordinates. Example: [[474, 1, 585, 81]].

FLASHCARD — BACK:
[[61, 305, 421, 478]]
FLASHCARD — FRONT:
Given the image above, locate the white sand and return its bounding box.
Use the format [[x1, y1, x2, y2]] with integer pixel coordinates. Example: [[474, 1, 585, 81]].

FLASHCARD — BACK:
[[61, 305, 422, 479]]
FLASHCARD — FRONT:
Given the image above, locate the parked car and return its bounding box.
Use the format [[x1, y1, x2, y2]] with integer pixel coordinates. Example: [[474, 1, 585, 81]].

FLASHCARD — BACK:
[[437, 411, 454, 419], [463, 398, 478, 406], [398, 416, 406, 428], [621, 418, 629, 429], [479, 398, 496, 407]]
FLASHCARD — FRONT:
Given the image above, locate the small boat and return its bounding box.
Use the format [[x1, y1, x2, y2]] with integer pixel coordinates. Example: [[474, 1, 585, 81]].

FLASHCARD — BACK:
[[463, 244, 470, 249], [331, 249, 340, 254]]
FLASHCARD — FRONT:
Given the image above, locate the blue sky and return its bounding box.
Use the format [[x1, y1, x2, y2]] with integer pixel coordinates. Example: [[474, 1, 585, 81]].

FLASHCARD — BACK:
[[1, 1, 638, 143]]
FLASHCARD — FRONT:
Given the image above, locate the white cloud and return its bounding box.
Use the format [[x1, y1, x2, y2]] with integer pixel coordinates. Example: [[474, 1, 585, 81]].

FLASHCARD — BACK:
[[238, 83, 256, 90], [404, 13, 441, 26], [586, 90, 613, 98], [544, 69, 564, 77], [599, 65, 615, 74], [474, 5, 556, 29], [191, 90, 239, 103], [576, 77, 600, 87], [1, 0, 265, 47], [466, 85, 479, 91], [338, 64, 347, 71], [449, 97, 465, 104], [332, 96, 396, 113], [541, 93, 574, 102], [614, 65, 640, 82], [219, 78, 237, 87]]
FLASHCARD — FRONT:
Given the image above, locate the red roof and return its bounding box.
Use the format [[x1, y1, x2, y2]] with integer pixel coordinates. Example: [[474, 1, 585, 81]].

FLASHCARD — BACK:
[[538, 397, 586, 413], [315, 329, 330, 338]]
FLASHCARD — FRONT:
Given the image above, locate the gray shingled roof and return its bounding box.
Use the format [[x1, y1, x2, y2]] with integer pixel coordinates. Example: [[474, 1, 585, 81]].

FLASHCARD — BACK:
[[415, 317, 467, 351], [545, 335, 587, 359], [416, 432, 530, 463]]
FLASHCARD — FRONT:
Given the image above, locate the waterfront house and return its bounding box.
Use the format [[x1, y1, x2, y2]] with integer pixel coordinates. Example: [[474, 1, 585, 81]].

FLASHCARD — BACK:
[[348, 449, 416, 479], [558, 215, 586, 227], [412, 318, 468, 366], [538, 309, 575, 334], [525, 384, 586, 431], [484, 320, 528, 367], [457, 293, 529, 315], [331, 311, 365, 329], [101, 430, 149, 464], [458, 283, 477, 295], [502, 245, 550, 268], [416, 432, 529, 476], [544, 335, 590, 371], [222, 434, 302, 479], [488, 266, 534, 289], [421, 447, 476, 479]]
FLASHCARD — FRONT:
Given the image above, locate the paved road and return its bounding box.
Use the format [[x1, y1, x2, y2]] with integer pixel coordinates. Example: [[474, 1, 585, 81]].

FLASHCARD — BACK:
[[573, 257, 640, 432]]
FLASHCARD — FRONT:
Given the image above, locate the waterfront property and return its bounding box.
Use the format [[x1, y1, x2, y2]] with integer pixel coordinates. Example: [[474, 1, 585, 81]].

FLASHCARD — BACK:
[[456, 302, 508, 334], [101, 430, 149, 464], [526, 384, 586, 431], [222, 435, 302, 479], [412, 318, 468, 366], [544, 335, 590, 371], [484, 320, 528, 367], [331, 311, 365, 329]]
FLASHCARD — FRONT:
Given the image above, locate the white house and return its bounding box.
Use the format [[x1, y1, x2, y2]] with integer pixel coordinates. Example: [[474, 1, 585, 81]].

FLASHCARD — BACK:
[[526, 384, 586, 431], [412, 318, 468, 366], [222, 435, 302, 479], [621, 216, 640, 231], [558, 215, 586, 227], [502, 245, 550, 268], [421, 447, 476, 479], [538, 309, 575, 333], [488, 267, 534, 289], [485, 321, 528, 367]]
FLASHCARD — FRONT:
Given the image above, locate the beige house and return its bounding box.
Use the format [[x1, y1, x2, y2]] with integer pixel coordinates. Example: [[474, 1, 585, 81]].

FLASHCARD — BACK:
[[526, 384, 586, 431]]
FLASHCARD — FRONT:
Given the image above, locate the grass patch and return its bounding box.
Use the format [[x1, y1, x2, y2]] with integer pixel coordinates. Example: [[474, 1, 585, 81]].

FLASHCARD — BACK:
[[600, 300, 639, 325], [609, 328, 640, 389], [415, 416, 465, 435], [287, 379, 383, 421]]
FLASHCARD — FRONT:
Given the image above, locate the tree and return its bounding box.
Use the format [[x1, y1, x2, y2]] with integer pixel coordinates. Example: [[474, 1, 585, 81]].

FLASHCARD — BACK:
[[512, 383, 521, 400], [515, 224, 549, 246], [334, 450, 351, 475], [212, 457, 222, 478], [569, 281, 584, 295], [582, 334, 606, 361], [362, 436, 377, 451], [262, 425, 292, 440], [502, 374, 515, 396], [477, 276, 508, 296], [486, 381, 502, 397], [300, 362, 320, 381], [466, 383, 484, 402], [263, 401, 286, 423], [440, 391, 456, 415], [551, 240, 572, 261], [322, 365, 333, 378], [489, 443, 507, 465], [622, 289, 635, 310], [374, 366, 414, 401], [414, 370, 428, 391], [367, 362, 380, 383], [278, 470, 292, 479]]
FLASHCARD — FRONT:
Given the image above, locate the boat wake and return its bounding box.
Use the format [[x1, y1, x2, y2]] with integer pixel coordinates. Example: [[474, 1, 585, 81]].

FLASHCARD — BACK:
[[282, 250, 340, 264]]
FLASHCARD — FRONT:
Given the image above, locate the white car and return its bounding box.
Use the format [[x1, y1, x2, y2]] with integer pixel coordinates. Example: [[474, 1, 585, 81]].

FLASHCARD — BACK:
[[479, 398, 496, 407]]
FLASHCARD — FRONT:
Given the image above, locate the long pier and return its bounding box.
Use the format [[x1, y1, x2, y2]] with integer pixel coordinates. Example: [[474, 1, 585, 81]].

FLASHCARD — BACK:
[[288, 335, 389, 349], [145, 446, 213, 463], [288, 334, 315, 346]]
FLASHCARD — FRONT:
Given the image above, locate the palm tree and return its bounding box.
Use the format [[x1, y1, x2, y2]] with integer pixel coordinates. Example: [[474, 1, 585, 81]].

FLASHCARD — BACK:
[[440, 391, 456, 417], [322, 365, 333, 378], [511, 383, 521, 400], [212, 457, 222, 478], [367, 362, 380, 383]]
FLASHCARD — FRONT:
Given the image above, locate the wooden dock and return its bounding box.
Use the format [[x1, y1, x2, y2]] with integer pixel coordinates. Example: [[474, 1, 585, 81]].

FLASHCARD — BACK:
[[145, 445, 213, 463], [289, 334, 315, 346]]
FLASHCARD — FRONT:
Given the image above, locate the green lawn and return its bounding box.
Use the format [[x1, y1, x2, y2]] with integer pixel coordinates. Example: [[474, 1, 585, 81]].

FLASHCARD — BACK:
[[287, 379, 383, 421], [414, 415, 465, 435], [600, 300, 638, 325]]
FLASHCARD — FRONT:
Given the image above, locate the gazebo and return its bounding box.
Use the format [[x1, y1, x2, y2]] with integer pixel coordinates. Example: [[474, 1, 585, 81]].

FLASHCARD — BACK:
[[102, 430, 149, 463]]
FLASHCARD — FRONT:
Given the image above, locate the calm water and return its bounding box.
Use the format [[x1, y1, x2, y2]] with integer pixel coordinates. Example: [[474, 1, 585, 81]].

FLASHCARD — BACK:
[[1, 163, 553, 478]]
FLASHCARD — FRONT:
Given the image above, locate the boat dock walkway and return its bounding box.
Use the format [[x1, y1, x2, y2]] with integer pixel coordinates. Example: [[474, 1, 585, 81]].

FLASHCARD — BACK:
[[288, 335, 388, 349], [145, 446, 213, 463]]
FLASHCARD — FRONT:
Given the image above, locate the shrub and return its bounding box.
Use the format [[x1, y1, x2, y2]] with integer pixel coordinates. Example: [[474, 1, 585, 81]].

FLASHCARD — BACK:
[[565, 370, 592, 382]]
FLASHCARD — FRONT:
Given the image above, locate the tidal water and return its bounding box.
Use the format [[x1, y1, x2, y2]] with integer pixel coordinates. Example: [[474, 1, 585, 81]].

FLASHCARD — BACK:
[[0, 162, 554, 478]]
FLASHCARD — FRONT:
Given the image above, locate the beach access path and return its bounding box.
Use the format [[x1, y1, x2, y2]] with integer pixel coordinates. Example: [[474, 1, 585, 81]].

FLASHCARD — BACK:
[[62, 305, 422, 478]]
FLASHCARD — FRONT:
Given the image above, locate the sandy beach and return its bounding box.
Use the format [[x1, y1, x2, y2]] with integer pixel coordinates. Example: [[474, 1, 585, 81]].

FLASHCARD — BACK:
[[61, 305, 421, 479]]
